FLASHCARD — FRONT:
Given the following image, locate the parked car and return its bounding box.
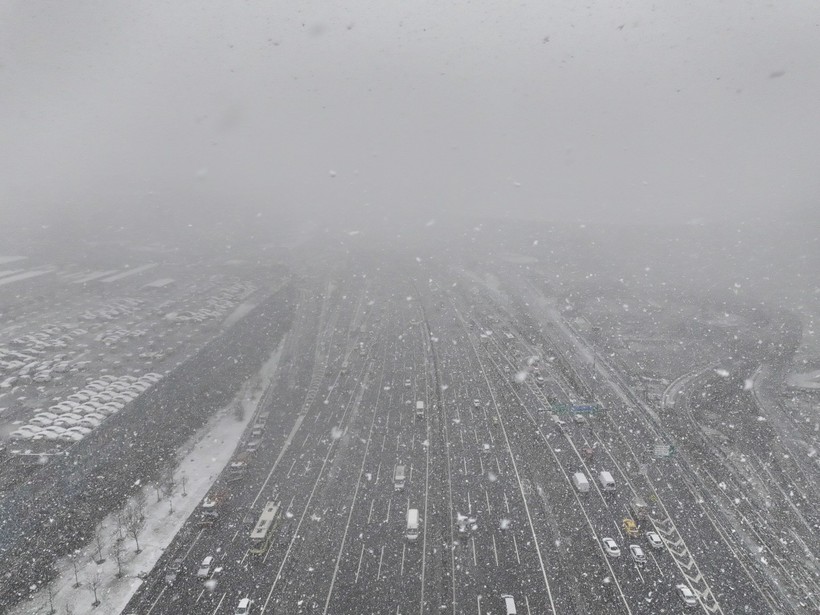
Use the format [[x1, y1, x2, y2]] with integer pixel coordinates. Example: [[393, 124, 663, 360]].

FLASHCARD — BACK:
[[66, 426, 92, 435], [53, 415, 82, 427], [10, 428, 39, 440]]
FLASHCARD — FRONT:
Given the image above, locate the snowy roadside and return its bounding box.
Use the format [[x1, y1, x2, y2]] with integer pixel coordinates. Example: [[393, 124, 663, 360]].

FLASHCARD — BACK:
[[11, 335, 287, 615]]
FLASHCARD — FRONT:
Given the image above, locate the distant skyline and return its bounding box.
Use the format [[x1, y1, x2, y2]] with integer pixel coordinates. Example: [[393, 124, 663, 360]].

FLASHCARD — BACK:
[[2, 0, 819, 237]]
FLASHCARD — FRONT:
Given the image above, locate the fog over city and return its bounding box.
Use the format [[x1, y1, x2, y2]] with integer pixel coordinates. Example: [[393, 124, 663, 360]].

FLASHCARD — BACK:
[[3, 0, 819, 239], [0, 3, 818, 615]]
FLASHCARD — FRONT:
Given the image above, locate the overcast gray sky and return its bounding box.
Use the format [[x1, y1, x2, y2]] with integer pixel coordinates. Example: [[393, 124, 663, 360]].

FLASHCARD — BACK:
[[2, 0, 819, 236]]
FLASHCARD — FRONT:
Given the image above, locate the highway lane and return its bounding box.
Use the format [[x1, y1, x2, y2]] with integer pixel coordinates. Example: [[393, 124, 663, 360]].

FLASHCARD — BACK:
[[453, 277, 770, 613], [126, 279, 347, 613], [497, 272, 807, 613], [124, 261, 815, 615]]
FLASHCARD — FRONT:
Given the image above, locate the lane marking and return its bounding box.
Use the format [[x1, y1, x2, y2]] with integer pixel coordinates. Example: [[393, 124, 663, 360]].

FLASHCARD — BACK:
[[512, 534, 521, 564], [355, 543, 365, 583], [377, 545, 385, 580], [210, 592, 226, 615]]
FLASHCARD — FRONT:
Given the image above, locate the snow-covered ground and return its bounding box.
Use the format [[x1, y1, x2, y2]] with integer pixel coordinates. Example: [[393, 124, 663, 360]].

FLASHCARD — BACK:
[[11, 336, 286, 615]]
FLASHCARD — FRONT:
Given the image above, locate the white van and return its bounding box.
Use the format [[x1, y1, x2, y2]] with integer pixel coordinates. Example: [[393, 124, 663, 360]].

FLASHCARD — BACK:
[[406, 508, 420, 541], [598, 471, 616, 491], [415, 401, 425, 418], [572, 472, 590, 493], [501, 594, 517, 614], [393, 465, 406, 491]]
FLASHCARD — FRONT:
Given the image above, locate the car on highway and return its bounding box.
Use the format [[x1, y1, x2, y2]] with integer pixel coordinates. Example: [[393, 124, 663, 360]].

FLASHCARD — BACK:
[[602, 537, 621, 557], [165, 557, 184, 584], [473, 399, 481, 408], [646, 531, 663, 549], [404, 378, 411, 388], [197, 556, 214, 578], [676, 583, 698, 608], [629, 544, 646, 564], [501, 594, 517, 614], [235, 597, 251, 615], [572, 413, 587, 425]]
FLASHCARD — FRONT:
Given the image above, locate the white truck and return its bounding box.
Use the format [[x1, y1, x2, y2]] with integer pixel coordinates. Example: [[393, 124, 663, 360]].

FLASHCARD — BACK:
[[406, 508, 420, 541], [572, 472, 590, 493], [598, 471, 616, 491], [415, 401, 425, 418], [393, 464, 406, 491]]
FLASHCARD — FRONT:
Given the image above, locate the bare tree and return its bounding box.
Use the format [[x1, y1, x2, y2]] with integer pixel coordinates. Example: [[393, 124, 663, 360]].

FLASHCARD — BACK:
[[160, 467, 176, 499], [93, 530, 106, 565], [180, 473, 188, 497], [70, 555, 81, 589], [124, 504, 144, 553], [47, 585, 56, 614], [88, 570, 101, 607], [109, 540, 125, 578], [64, 604, 75, 615], [114, 512, 126, 542], [132, 490, 147, 522]]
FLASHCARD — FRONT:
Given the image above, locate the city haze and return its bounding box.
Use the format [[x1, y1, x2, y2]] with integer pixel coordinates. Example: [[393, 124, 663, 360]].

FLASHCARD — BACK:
[[2, 0, 819, 241]]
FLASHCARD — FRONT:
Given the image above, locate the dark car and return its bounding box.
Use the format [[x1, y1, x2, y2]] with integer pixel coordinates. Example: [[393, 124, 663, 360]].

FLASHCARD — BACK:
[[165, 557, 184, 584]]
